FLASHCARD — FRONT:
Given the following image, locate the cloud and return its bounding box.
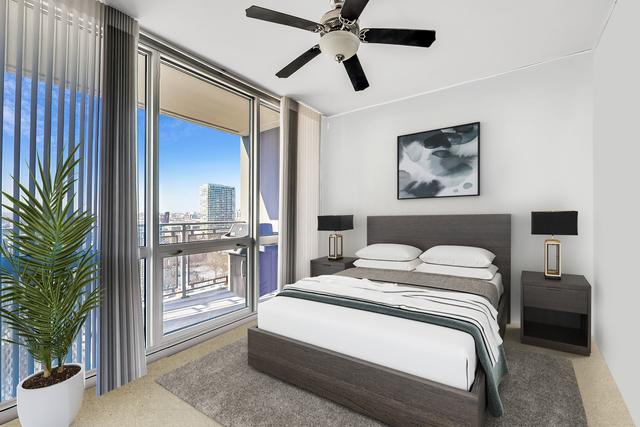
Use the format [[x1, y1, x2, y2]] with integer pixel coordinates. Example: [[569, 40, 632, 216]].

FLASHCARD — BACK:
[[3, 103, 15, 137]]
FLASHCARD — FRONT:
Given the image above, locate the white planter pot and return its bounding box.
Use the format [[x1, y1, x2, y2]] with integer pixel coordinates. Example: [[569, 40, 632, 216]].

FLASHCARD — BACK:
[[16, 363, 85, 427]]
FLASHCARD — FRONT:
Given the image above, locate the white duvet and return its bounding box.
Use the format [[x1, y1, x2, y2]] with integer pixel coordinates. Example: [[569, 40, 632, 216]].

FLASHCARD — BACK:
[[258, 274, 503, 391]]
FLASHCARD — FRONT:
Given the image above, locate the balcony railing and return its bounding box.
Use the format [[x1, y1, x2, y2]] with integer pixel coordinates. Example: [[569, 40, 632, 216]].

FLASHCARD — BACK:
[[160, 221, 239, 300], [158, 220, 243, 244], [163, 275, 229, 299]]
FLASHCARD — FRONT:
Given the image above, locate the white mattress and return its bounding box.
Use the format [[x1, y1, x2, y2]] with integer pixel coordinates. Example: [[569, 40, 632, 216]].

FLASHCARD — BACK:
[[258, 296, 478, 391]]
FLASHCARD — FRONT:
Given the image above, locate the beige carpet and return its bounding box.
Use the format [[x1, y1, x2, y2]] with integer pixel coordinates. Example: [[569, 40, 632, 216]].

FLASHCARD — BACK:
[[156, 337, 587, 427], [1, 322, 633, 426]]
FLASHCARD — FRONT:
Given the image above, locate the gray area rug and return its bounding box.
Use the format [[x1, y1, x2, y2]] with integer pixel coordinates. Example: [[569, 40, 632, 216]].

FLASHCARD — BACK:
[[156, 338, 587, 427]]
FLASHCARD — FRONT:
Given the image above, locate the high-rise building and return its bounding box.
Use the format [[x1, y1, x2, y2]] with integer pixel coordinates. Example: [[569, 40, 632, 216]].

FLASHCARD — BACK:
[[199, 184, 236, 222]]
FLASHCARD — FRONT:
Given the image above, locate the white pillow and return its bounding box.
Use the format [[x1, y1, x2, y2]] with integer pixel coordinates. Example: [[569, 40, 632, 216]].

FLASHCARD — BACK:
[[354, 258, 423, 272], [415, 263, 498, 280], [420, 245, 496, 268], [355, 243, 422, 262]]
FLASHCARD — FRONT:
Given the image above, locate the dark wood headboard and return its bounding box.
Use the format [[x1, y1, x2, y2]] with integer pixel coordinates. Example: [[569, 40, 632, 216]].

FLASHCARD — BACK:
[[367, 214, 512, 321]]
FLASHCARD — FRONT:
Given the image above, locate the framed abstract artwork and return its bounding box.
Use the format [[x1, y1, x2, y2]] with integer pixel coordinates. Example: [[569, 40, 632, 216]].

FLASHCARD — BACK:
[[397, 122, 480, 200]]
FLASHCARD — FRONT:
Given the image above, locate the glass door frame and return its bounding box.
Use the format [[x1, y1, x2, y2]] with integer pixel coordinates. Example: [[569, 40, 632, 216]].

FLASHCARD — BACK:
[[138, 34, 280, 353]]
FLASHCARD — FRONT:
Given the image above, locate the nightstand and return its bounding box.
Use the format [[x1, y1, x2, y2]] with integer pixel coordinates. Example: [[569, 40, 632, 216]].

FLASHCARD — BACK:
[[521, 271, 591, 355], [310, 256, 357, 277]]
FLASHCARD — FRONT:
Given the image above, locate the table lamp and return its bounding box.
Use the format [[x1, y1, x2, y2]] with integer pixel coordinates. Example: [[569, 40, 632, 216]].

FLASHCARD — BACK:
[[531, 211, 578, 280], [317, 215, 353, 260]]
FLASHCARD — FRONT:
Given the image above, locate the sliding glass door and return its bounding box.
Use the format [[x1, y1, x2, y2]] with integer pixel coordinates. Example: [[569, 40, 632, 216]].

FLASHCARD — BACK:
[[155, 60, 253, 339], [137, 40, 280, 351]]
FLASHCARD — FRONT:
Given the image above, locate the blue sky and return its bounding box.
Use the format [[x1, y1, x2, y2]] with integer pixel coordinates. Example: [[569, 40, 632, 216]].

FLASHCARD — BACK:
[[3, 73, 39, 191], [3, 73, 72, 198], [1, 71, 242, 216], [155, 112, 242, 213]]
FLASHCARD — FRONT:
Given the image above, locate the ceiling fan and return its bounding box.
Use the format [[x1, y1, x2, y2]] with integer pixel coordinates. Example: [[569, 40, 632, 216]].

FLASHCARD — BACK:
[[245, 0, 436, 92]]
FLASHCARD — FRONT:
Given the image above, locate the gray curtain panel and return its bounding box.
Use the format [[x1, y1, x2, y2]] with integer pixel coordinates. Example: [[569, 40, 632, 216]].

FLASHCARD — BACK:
[[98, 6, 146, 395], [278, 97, 299, 287]]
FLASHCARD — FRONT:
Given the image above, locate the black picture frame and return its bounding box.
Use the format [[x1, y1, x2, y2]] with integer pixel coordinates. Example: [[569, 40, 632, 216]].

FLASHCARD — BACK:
[[397, 122, 481, 200]]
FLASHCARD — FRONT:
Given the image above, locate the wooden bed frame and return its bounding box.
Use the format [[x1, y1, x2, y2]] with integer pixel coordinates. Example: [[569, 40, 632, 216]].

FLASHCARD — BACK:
[[248, 214, 511, 427]]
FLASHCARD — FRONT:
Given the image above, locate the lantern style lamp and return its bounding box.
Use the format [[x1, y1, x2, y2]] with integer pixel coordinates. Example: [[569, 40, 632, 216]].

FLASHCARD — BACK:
[[317, 215, 354, 260], [531, 211, 578, 280]]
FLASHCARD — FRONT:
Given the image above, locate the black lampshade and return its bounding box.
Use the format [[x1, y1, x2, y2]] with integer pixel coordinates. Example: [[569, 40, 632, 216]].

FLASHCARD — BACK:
[[531, 211, 578, 236], [317, 215, 353, 231]]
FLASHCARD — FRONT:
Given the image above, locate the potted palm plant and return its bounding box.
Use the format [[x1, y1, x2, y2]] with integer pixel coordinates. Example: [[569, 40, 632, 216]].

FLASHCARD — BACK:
[[0, 148, 100, 427]]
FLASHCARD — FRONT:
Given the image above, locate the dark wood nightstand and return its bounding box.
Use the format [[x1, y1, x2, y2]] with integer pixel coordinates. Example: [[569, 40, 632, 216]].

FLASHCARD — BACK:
[[521, 271, 591, 355], [310, 256, 357, 277]]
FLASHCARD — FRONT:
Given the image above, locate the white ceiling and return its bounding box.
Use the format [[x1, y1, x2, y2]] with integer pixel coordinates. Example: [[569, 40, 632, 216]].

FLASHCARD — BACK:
[[105, 0, 614, 116]]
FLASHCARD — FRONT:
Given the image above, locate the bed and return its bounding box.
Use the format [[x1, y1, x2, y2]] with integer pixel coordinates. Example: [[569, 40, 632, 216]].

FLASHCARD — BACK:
[[248, 214, 511, 426]]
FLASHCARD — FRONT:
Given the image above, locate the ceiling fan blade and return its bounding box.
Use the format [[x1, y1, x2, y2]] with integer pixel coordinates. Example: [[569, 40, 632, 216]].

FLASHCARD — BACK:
[[276, 45, 321, 78], [343, 55, 369, 91], [246, 6, 322, 33], [361, 28, 436, 48], [340, 0, 370, 21]]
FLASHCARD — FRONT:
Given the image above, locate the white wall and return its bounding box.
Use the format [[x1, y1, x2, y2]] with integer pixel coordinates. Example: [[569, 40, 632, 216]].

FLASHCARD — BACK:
[[594, 0, 640, 422], [320, 54, 594, 322]]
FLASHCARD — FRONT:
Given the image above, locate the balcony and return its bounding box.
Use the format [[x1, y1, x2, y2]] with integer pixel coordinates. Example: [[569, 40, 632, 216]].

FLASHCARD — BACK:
[[158, 222, 278, 334]]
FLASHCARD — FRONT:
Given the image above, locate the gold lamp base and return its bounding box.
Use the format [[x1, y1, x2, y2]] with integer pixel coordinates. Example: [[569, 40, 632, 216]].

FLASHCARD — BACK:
[[544, 237, 562, 280], [328, 233, 344, 260]]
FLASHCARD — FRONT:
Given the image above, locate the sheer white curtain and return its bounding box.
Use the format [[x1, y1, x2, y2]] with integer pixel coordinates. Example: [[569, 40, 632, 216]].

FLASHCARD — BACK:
[[294, 104, 321, 280], [277, 97, 297, 287], [0, 0, 102, 403], [278, 97, 321, 286]]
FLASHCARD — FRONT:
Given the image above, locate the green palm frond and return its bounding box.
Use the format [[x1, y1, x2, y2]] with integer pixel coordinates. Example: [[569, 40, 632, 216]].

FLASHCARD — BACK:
[[0, 147, 101, 377]]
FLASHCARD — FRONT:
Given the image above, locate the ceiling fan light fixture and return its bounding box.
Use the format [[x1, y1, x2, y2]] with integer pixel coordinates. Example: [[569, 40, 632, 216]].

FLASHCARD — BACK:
[[246, 1, 436, 91], [319, 30, 360, 62]]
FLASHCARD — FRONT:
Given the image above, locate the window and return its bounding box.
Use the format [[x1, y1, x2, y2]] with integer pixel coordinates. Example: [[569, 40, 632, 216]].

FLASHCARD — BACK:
[[156, 61, 253, 336], [137, 50, 150, 342], [1, 0, 101, 404], [157, 62, 250, 244], [140, 259, 147, 338], [137, 39, 280, 350], [137, 52, 147, 247], [258, 104, 280, 300]]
